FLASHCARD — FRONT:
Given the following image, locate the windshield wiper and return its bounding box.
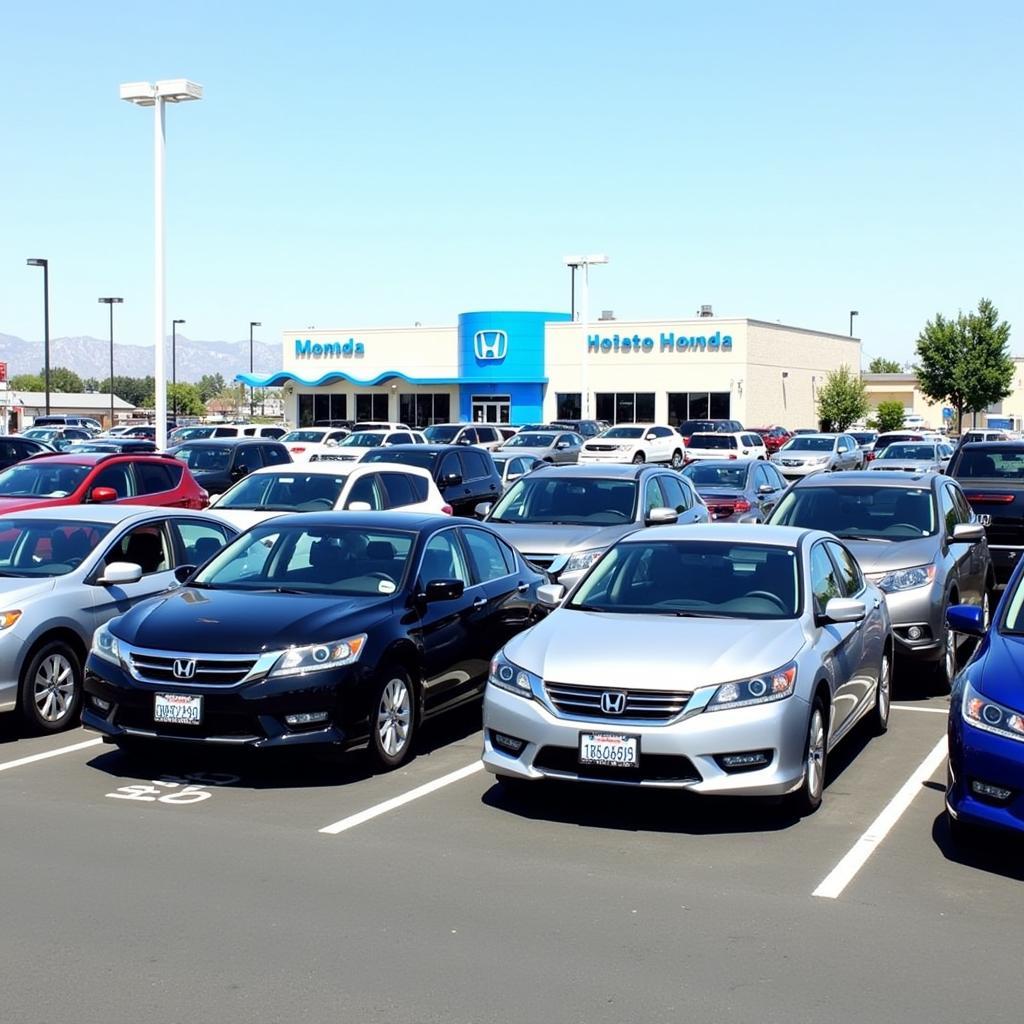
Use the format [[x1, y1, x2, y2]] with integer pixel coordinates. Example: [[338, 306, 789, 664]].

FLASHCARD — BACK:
[[271, 586, 311, 595], [670, 610, 733, 618], [487, 517, 513, 524], [831, 532, 893, 542], [569, 603, 611, 613]]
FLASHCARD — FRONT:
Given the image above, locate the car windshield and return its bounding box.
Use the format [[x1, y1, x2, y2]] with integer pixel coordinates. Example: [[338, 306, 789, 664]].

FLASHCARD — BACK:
[[849, 433, 876, 444], [568, 540, 800, 619], [490, 476, 637, 525], [879, 444, 936, 460], [781, 437, 834, 452], [0, 519, 112, 577], [174, 427, 214, 441], [174, 446, 233, 472], [362, 449, 437, 470], [0, 462, 91, 498], [423, 425, 461, 443], [23, 429, 58, 440], [678, 421, 715, 434], [681, 464, 748, 489], [218, 471, 348, 511], [194, 524, 415, 595], [1000, 571, 1024, 634], [771, 485, 937, 539], [689, 434, 736, 449], [601, 427, 645, 439], [282, 430, 326, 443], [954, 446, 1024, 479], [503, 433, 556, 448], [338, 432, 385, 448]]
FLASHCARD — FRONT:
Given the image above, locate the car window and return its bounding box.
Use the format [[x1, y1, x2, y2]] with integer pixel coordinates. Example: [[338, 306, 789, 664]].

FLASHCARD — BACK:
[[419, 530, 470, 586], [826, 542, 863, 596], [235, 446, 263, 474], [752, 464, 770, 489], [213, 427, 237, 437], [643, 477, 667, 515], [461, 450, 490, 481], [407, 473, 429, 502], [765, 464, 786, 489], [657, 474, 691, 513], [133, 461, 179, 495], [92, 463, 136, 499], [379, 472, 417, 508], [261, 444, 290, 466], [810, 543, 842, 614], [461, 528, 513, 583], [439, 452, 461, 481], [347, 473, 384, 510], [172, 520, 232, 567], [106, 523, 171, 575], [937, 484, 958, 535], [389, 433, 413, 446], [950, 485, 972, 524]]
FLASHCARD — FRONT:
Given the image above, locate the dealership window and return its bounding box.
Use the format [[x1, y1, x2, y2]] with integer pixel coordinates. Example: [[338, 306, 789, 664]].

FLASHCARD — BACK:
[[399, 392, 451, 428], [355, 394, 389, 421], [298, 395, 314, 427], [556, 393, 581, 420], [300, 393, 346, 428], [595, 392, 655, 424], [666, 392, 731, 426]]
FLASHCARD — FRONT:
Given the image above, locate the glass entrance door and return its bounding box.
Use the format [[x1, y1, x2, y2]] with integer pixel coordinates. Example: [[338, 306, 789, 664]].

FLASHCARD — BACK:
[[471, 395, 511, 423]]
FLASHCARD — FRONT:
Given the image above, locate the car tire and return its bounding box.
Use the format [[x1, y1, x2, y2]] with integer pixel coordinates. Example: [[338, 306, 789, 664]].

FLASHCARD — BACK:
[[366, 666, 417, 771], [18, 640, 82, 734], [790, 698, 828, 816], [870, 649, 891, 735], [632, 452, 645, 465], [934, 615, 957, 693], [669, 449, 683, 469]]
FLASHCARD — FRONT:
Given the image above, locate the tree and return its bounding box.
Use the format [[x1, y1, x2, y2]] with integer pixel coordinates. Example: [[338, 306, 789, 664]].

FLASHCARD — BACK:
[[868, 357, 903, 373], [98, 375, 155, 409], [167, 383, 205, 418], [915, 298, 1013, 434], [10, 366, 82, 392], [196, 373, 227, 403], [816, 365, 869, 431], [873, 400, 906, 433], [9, 373, 44, 391]]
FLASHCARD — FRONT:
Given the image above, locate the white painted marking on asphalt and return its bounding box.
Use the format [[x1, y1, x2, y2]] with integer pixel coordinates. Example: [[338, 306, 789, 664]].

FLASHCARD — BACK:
[[0, 737, 103, 773], [813, 736, 948, 900], [891, 704, 948, 714], [319, 760, 484, 835]]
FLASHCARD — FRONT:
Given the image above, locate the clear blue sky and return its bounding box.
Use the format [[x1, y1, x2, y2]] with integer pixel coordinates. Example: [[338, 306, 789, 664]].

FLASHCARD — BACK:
[[1, 0, 1021, 368]]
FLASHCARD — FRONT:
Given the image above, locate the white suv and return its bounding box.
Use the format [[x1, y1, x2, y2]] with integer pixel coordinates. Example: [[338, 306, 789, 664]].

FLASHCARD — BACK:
[[314, 428, 424, 463], [684, 431, 767, 463], [578, 423, 684, 467]]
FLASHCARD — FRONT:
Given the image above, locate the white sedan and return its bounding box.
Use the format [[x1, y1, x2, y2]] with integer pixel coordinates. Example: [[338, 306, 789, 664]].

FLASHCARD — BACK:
[[312, 429, 425, 464], [280, 427, 352, 461], [577, 423, 684, 468]]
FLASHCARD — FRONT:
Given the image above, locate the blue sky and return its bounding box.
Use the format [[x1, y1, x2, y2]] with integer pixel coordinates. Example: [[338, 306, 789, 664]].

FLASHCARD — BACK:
[[1, 0, 1021, 367]]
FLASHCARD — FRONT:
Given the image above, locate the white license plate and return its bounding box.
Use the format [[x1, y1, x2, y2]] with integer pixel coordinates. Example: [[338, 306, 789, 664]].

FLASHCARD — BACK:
[[154, 693, 203, 725], [579, 732, 639, 768]]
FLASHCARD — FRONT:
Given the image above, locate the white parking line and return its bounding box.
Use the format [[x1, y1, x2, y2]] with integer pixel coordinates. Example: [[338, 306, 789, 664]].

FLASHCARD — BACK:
[[891, 704, 948, 715], [0, 737, 104, 774], [319, 760, 484, 835], [813, 736, 947, 900]]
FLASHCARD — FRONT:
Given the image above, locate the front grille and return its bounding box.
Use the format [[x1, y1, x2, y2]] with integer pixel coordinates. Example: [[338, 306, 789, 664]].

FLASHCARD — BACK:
[[526, 554, 557, 571], [585, 444, 618, 452], [128, 650, 259, 686], [780, 459, 803, 467], [545, 682, 690, 722], [313, 453, 357, 462], [534, 746, 701, 784]]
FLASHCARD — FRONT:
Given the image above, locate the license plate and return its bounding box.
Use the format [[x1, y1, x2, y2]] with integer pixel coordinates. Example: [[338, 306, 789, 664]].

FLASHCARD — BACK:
[[579, 732, 639, 768], [154, 693, 203, 725]]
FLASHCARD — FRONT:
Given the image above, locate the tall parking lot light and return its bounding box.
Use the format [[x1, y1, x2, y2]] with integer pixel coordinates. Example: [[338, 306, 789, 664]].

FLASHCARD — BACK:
[[98, 298, 124, 429], [249, 322, 262, 417], [564, 254, 609, 419], [119, 79, 203, 448], [172, 319, 185, 424], [849, 310, 859, 337], [26, 259, 51, 414]]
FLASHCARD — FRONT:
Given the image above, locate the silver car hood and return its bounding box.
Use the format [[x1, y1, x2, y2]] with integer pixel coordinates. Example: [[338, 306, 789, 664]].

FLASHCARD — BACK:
[[495, 446, 554, 460], [868, 461, 937, 473], [842, 535, 937, 574], [505, 610, 807, 691], [0, 577, 57, 603], [486, 522, 633, 557]]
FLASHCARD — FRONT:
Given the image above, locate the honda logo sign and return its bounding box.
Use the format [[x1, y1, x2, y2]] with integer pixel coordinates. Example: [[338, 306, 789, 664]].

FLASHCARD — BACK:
[[599, 690, 627, 715], [172, 658, 197, 680], [473, 329, 508, 362]]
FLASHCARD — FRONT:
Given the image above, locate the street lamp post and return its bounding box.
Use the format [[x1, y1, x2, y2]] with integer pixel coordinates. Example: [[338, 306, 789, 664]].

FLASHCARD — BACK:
[[26, 259, 51, 414], [171, 319, 185, 424], [563, 254, 609, 419], [119, 79, 203, 449], [249, 321, 261, 418], [849, 310, 859, 337], [98, 298, 124, 429], [568, 263, 578, 321]]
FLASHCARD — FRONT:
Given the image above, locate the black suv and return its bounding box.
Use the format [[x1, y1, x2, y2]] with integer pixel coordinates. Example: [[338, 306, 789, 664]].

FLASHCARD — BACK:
[[545, 419, 605, 439], [360, 444, 502, 517], [168, 438, 292, 495], [675, 418, 743, 442]]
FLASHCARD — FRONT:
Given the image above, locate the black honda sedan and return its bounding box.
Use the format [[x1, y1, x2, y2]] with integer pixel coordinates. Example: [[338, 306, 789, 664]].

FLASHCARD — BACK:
[[82, 512, 548, 769]]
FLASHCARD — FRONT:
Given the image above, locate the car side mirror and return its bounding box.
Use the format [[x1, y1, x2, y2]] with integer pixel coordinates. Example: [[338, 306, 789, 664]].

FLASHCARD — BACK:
[[758, 484, 775, 494], [947, 603, 985, 637], [556, 442, 569, 450], [207, 492, 221, 507], [98, 561, 143, 586], [346, 500, 372, 511], [423, 579, 465, 602], [89, 486, 118, 504], [444, 472, 463, 486], [952, 522, 985, 543], [537, 583, 565, 607], [645, 506, 679, 526], [507, 473, 521, 482], [174, 564, 196, 584], [821, 597, 866, 624], [231, 465, 248, 479], [645, 433, 657, 441], [475, 502, 494, 518]]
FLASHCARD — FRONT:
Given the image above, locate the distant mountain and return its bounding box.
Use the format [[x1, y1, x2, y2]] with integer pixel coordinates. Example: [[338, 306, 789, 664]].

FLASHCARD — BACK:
[[0, 333, 279, 383]]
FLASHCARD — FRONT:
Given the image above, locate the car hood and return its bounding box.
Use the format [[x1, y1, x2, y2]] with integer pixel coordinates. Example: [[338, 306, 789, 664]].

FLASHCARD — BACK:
[[110, 586, 395, 653], [496, 446, 553, 460], [869, 461, 937, 473], [841, 536, 938, 575], [0, 576, 57, 605], [975, 631, 1024, 710], [0, 496, 57, 512], [505, 610, 807, 690], [486, 522, 634, 557], [208, 509, 285, 532]]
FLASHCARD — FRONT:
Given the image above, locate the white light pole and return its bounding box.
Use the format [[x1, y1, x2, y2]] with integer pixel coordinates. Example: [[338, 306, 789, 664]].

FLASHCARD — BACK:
[[563, 254, 608, 419], [120, 79, 203, 449]]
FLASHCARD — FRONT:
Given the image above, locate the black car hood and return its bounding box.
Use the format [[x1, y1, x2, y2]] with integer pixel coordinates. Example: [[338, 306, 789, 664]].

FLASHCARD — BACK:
[[112, 586, 396, 653]]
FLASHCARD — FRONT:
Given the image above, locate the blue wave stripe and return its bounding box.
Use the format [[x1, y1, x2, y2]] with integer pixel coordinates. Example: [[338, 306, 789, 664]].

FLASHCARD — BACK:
[[235, 370, 549, 388]]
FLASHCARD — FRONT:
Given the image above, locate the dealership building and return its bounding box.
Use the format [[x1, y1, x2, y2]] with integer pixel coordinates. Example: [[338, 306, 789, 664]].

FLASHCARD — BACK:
[[240, 311, 861, 429]]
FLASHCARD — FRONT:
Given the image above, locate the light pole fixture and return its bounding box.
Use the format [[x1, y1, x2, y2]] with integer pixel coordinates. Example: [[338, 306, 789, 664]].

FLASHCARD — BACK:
[[249, 321, 261, 418], [120, 78, 203, 448], [172, 319, 185, 425], [849, 310, 859, 337], [563, 254, 609, 419], [98, 298, 124, 428], [26, 259, 51, 414]]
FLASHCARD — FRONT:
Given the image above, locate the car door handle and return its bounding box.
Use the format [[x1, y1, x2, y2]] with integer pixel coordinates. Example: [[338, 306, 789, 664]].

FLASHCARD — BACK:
[[472, 596, 487, 609], [516, 581, 530, 592]]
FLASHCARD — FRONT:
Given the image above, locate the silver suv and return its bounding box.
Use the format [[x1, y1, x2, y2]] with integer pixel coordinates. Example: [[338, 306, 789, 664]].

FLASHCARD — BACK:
[[771, 433, 863, 478]]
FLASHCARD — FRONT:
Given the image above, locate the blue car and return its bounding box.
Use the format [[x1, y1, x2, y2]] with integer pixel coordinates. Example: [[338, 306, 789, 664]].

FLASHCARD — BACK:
[[945, 570, 1024, 844]]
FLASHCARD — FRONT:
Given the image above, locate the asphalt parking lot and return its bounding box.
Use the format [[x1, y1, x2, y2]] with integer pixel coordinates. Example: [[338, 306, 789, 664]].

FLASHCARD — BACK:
[[1, 667, 1021, 1024]]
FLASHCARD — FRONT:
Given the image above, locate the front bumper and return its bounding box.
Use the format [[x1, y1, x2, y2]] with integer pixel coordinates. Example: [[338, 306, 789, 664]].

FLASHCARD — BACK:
[[869, 584, 945, 661], [578, 450, 635, 464], [771, 461, 830, 479], [481, 682, 810, 795], [948, 714, 1024, 836]]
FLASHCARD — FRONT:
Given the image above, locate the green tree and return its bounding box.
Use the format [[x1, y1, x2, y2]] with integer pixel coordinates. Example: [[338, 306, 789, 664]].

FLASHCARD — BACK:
[[873, 400, 906, 433], [10, 367, 82, 392], [868, 357, 903, 373], [816, 365, 869, 431], [9, 373, 44, 390], [98, 375, 155, 409], [915, 298, 1013, 433], [167, 383, 205, 417], [196, 373, 226, 403]]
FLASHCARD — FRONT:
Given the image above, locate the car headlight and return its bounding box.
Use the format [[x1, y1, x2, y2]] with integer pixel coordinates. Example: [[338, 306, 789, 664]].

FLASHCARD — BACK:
[[0, 610, 21, 630], [563, 548, 605, 573], [268, 634, 366, 678], [875, 564, 936, 593], [92, 622, 122, 665], [963, 680, 1024, 743], [813, 456, 830, 465], [488, 652, 537, 700], [705, 662, 797, 711]]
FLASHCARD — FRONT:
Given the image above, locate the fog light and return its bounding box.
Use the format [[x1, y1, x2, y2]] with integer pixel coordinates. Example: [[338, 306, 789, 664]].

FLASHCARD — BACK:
[[91, 696, 112, 712], [285, 711, 330, 726], [907, 626, 924, 641], [490, 730, 526, 755], [715, 750, 772, 773], [971, 779, 1013, 802]]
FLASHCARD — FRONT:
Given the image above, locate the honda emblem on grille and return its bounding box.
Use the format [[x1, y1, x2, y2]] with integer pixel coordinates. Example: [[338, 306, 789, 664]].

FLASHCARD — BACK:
[[473, 329, 508, 362], [977, 514, 992, 527], [600, 690, 627, 715], [172, 658, 197, 680]]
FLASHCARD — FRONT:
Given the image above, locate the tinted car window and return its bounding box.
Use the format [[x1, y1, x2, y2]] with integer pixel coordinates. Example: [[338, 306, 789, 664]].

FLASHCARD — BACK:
[[810, 543, 842, 613], [643, 477, 666, 516], [380, 472, 416, 508], [134, 462, 179, 495], [106, 524, 171, 575], [462, 528, 512, 583], [491, 476, 637, 526], [938, 485, 959, 534], [389, 433, 413, 446], [460, 450, 491, 481], [439, 452, 462, 480], [234, 446, 263, 475], [260, 444, 290, 466], [0, 519, 112, 576], [419, 530, 470, 585], [690, 435, 737, 449], [826, 542, 862, 596], [347, 474, 384, 510], [953, 446, 1024, 478], [92, 463, 136, 498], [658, 474, 691, 513]]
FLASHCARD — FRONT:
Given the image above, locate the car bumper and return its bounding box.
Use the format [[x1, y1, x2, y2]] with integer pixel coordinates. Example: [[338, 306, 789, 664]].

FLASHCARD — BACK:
[[481, 683, 810, 795], [578, 451, 634, 464], [948, 716, 1024, 836], [876, 585, 945, 660], [772, 463, 830, 478]]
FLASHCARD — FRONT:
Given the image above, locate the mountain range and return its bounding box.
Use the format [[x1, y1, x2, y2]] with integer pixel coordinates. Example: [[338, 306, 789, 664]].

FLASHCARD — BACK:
[[0, 333, 280, 384]]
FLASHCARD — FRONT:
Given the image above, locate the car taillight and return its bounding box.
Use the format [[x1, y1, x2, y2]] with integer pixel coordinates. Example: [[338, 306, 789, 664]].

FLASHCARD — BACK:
[[965, 493, 1015, 504], [866, 451, 876, 461], [682, 436, 691, 446], [728, 454, 737, 460], [290, 446, 305, 453], [733, 498, 751, 513], [441, 504, 454, 515]]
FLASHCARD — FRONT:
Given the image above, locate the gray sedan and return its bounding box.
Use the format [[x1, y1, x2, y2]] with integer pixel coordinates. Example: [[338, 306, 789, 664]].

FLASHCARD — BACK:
[[493, 430, 583, 465], [681, 459, 788, 523], [0, 505, 236, 733], [867, 442, 952, 474], [481, 463, 709, 588], [771, 433, 863, 478], [482, 524, 892, 814]]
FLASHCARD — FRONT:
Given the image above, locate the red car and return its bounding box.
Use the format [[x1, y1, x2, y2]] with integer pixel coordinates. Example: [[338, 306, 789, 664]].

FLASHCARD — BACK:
[[0, 453, 208, 513], [751, 426, 792, 453]]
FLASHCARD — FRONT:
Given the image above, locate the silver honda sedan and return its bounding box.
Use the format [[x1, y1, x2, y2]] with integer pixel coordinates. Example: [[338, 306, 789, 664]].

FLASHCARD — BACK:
[[482, 524, 892, 814]]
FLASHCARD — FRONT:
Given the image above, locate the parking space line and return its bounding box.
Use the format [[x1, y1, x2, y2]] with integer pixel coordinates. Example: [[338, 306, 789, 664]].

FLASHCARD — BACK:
[[812, 736, 947, 900], [0, 738, 104, 774], [319, 760, 484, 835], [891, 705, 948, 714]]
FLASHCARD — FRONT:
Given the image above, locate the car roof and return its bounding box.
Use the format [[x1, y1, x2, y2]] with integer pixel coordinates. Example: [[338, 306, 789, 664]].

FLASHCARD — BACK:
[[247, 462, 432, 479], [794, 470, 940, 488], [18, 452, 171, 465], [0, 504, 202, 525], [620, 522, 813, 546], [787, 433, 840, 441], [168, 438, 280, 448], [512, 463, 652, 480], [252, 510, 458, 531]]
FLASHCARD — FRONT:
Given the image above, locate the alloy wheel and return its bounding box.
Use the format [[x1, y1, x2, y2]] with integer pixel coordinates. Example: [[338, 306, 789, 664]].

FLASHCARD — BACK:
[[805, 708, 826, 803], [377, 677, 412, 758], [982, 590, 991, 631], [33, 653, 76, 724], [944, 626, 956, 683], [876, 653, 891, 726], [670, 450, 683, 469]]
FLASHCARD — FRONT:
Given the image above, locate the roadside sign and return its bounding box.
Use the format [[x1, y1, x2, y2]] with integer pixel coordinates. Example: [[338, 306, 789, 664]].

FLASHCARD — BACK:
[[0, 362, 6, 383]]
